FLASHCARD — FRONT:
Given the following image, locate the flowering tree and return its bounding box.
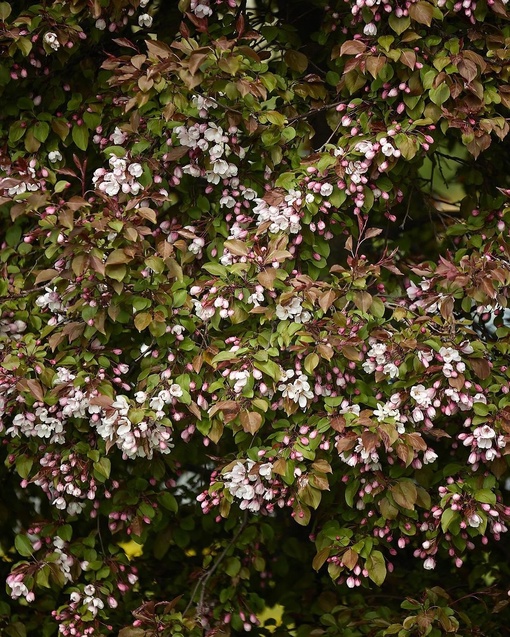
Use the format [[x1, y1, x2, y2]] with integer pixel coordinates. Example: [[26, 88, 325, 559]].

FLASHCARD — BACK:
[[2, 0, 510, 635]]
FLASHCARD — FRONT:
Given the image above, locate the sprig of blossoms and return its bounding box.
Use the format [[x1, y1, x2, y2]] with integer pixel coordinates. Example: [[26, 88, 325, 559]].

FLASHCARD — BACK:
[[175, 121, 241, 184], [198, 459, 289, 515], [92, 154, 144, 196]]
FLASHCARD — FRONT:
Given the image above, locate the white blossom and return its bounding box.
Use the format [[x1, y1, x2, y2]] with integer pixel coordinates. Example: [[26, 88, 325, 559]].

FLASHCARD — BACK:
[[381, 142, 396, 157], [134, 391, 147, 404], [439, 346, 461, 363], [111, 127, 127, 144], [278, 374, 314, 409], [128, 163, 143, 178], [138, 13, 153, 27], [320, 183, 333, 197], [275, 297, 310, 323], [474, 425, 496, 449], [468, 513, 483, 527], [410, 384, 434, 408], [169, 384, 183, 398], [367, 342, 387, 363], [383, 362, 399, 378], [363, 23, 377, 36], [423, 449, 438, 464], [191, 0, 213, 18], [48, 150, 63, 163], [43, 32, 60, 51]]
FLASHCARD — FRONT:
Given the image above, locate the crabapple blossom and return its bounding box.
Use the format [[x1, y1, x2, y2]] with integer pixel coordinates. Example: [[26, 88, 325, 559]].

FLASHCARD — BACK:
[[43, 32, 60, 50], [138, 13, 153, 27]]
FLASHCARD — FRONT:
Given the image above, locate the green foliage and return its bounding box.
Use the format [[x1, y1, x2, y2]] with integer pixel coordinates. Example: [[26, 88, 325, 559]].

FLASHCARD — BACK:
[[1, 0, 510, 636]]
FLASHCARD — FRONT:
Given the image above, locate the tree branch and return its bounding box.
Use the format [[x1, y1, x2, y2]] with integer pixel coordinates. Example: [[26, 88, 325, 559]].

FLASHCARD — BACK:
[[183, 512, 248, 621]]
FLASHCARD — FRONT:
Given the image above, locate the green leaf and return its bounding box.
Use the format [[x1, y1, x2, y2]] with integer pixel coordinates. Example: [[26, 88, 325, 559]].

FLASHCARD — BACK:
[[54, 180, 70, 193], [388, 14, 410, 34], [135, 312, 152, 331], [202, 262, 227, 276], [83, 111, 101, 130], [72, 123, 89, 151], [0, 2, 12, 20], [15, 455, 33, 479], [275, 172, 297, 189], [304, 352, 319, 374], [225, 557, 241, 577], [366, 550, 387, 586], [93, 457, 111, 481], [429, 83, 450, 106], [345, 479, 359, 508], [284, 49, 308, 73], [159, 492, 178, 513], [264, 110, 287, 127], [36, 564, 51, 588], [145, 255, 165, 274], [254, 359, 282, 381], [68, 93, 83, 110], [15, 534, 33, 557], [9, 121, 26, 144], [5, 622, 26, 637], [58, 525, 73, 542], [281, 127, 296, 142], [52, 118, 70, 141], [312, 546, 330, 571], [261, 127, 281, 147], [25, 128, 40, 152], [394, 133, 418, 160], [17, 37, 32, 56], [441, 508, 459, 533], [293, 501, 311, 526], [370, 297, 385, 318], [298, 484, 322, 509], [379, 497, 398, 520], [474, 489, 496, 505], [103, 145, 126, 158], [33, 121, 50, 143], [105, 264, 127, 282]]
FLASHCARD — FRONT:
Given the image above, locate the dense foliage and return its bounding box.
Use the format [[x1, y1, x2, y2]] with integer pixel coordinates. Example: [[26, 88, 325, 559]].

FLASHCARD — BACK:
[[2, 0, 510, 635]]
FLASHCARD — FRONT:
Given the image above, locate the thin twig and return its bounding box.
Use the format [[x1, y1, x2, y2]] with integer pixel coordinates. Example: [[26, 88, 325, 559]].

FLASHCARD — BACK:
[[190, 91, 244, 117], [97, 517, 106, 556], [183, 512, 248, 619], [288, 100, 345, 124], [0, 284, 52, 300]]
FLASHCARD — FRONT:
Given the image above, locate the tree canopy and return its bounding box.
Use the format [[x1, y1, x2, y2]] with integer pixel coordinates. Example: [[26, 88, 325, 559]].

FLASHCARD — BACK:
[[1, 0, 510, 636]]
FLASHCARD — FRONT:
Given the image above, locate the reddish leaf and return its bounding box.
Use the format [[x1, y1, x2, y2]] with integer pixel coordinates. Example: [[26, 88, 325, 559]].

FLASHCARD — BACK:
[[409, 1, 434, 25], [340, 40, 367, 56], [470, 358, 491, 380]]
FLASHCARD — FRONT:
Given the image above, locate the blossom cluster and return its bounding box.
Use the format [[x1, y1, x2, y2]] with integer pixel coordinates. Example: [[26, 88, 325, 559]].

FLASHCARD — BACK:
[[199, 459, 289, 515], [92, 154, 144, 196], [5, 159, 41, 196], [90, 393, 175, 459], [175, 121, 241, 184], [344, 0, 421, 22], [278, 369, 314, 409], [252, 190, 303, 235], [362, 340, 399, 378], [190, 0, 238, 19]]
